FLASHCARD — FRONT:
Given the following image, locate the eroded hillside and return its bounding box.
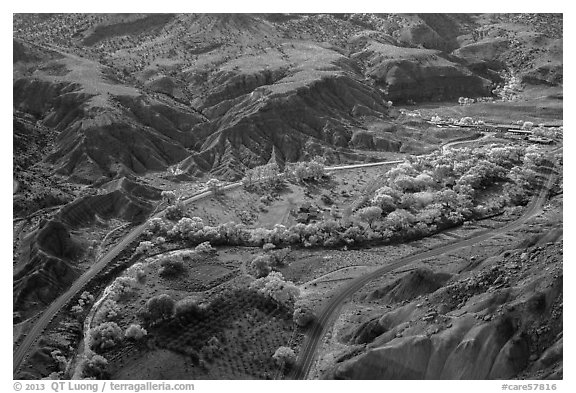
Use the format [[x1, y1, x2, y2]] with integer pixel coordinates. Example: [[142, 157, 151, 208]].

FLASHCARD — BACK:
[[315, 195, 563, 380], [13, 13, 561, 183], [13, 13, 563, 381]]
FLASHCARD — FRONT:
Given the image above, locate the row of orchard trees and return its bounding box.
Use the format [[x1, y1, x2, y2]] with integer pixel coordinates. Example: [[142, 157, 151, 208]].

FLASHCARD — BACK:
[[129, 269, 307, 373], [75, 263, 149, 379], [76, 145, 553, 378], [163, 156, 329, 201], [143, 144, 550, 251], [74, 247, 216, 378], [246, 244, 316, 331]]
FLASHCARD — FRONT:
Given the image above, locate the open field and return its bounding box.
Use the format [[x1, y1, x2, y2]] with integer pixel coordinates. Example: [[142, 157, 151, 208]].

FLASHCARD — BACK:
[[84, 247, 299, 379], [411, 86, 563, 125], [186, 165, 398, 229]]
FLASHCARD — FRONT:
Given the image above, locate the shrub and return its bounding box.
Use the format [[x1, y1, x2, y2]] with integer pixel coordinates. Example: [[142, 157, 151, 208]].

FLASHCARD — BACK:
[[79, 353, 108, 379], [206, 178, 224, 195], [161, 190, 176, 203], [195, 241, 216, 254], [355, 206, 383, 229], [109, 276, 138, 300], [165, 201, 186, 221], [159, 256, 185, 277], [71, 305, 84, 315], [145, 217, 171, 236], [89, 322, 123, 351], [144, 294, 175, 324], [293, 303, 315, 327], [342, 225, 366, 244], [168, 216, 205, 239], [72, 290, 95, 315], [270, 247, 291, 266], [250, 272, 300, 308], [272, 346, 296, 368], [243, 163, 285, 191], [285, 157, 327, 182], [135, 240, 154, 255], [93, 299, 120, 325], [50, 349, 68, 372], [248, 255, 273, 278], [80, 291, 94, 304], [135, 268, 147, 284], [174, 297, 204, 321], [125, 324, 147, 340], [323, 235, 341, 248], [372, 192, 396, 213]]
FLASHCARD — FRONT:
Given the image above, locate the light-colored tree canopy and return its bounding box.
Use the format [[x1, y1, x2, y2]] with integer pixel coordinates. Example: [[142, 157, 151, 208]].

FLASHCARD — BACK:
[[250, 272, 300, 308], [125, 324, 147, 340], [89, 322, 123, 351], [272, 346, 297, 367], [356, 206, 383, 229]]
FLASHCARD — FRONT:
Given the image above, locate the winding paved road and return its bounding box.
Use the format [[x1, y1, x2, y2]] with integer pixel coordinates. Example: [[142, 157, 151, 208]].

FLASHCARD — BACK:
[[292, 169, 556, 380], [326, 160, 403, 171], [14, 149, 555, 375], [12, 159, 404, 375], [11, 180, 248, 374]]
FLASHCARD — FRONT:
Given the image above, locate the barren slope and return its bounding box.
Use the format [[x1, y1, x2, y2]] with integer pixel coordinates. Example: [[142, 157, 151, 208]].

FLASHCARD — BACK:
[[14, 13, 561, 183]]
